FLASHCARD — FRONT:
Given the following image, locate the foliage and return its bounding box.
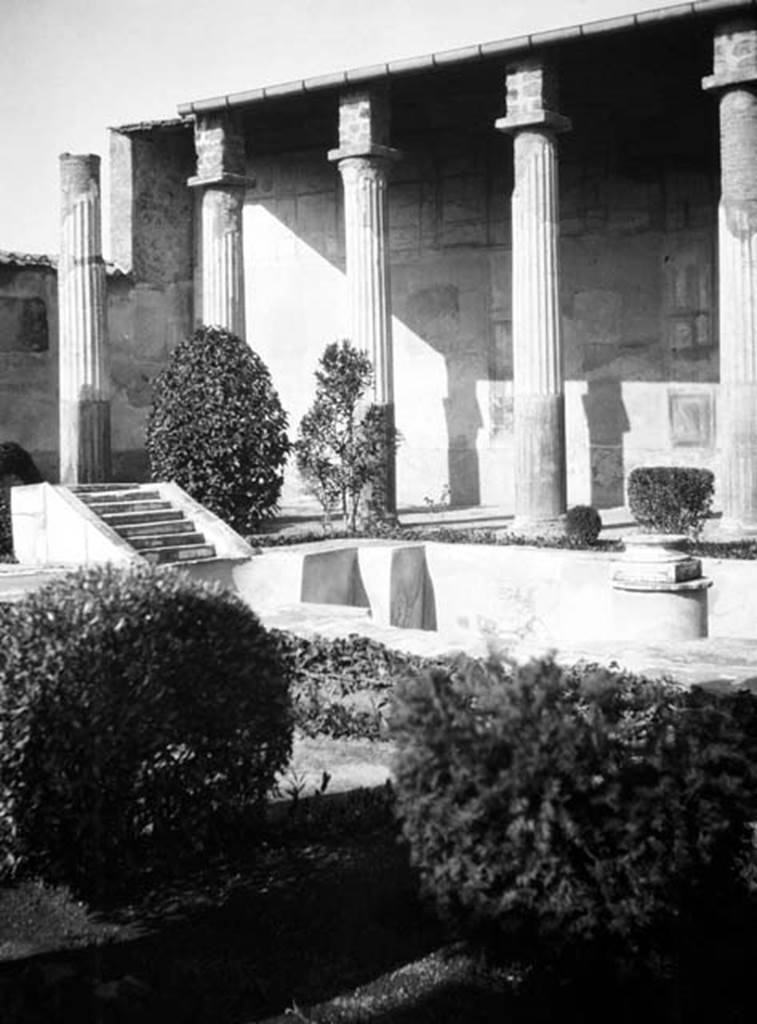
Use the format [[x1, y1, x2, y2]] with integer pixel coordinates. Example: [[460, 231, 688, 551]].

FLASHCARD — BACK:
[[0, 441, 43, 561], [0, 492, 13, 561], [627, 466, 714, 537], [249, 521, 757, 562], [391, 654, 757, 969], [0, 564, 292, 892], [295, 340, 398, 530], [0, 442, 43, 484], [564, 504, 602, 545], [146, 325, 291, 532], [273, 630, 442, 740]]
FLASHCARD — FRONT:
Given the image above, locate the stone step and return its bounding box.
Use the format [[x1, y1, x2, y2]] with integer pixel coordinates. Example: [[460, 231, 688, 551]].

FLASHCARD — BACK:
[[141, 543, 217, 565], [79, 489, 161, 506], [101, 509, 185, 528], [87, 499, 171, 516], [129, 531, 206, 551], [116, 519, 196, 539], [69, 483, 139, 491]]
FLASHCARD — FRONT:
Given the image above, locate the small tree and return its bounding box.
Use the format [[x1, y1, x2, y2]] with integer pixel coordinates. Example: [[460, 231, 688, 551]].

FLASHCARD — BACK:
[[146, 326, 290, 532], [295, 340, 397, 530]]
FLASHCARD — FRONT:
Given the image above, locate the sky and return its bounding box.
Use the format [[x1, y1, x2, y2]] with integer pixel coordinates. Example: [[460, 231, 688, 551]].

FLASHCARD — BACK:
[[1, 0, 689, 257]]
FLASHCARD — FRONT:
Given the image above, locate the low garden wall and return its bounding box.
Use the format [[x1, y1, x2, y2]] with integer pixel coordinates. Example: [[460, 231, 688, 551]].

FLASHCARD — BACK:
[[232, 540, 757, 643]]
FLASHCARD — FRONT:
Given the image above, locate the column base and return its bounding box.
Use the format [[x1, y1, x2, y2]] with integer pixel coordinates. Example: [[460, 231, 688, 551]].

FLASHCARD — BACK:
[[611, 579, 712, 642]]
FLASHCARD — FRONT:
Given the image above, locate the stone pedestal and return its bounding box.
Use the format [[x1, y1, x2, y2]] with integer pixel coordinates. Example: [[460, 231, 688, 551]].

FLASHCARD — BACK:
[[329, 88, 400, 517], [496, 60, 570, 528], [189, 112, 252, 339], [611, 534, 712, 640], [58, 153, 111, 485], [703, 19, 757, 531]]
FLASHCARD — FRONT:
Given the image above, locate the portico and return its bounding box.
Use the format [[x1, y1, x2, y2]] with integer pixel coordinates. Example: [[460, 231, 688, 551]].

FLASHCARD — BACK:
[[39, 1, 752, 530]]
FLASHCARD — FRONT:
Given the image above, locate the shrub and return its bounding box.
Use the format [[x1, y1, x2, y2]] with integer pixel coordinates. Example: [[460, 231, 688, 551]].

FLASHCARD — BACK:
[[0, 442, 43, 485], [295, 340, 398, 529], [391, 655, 757, 968], [627, 466, 714, 537], [0, 442, 43, 561], [273, 630, 444, 740], [564, 504, 602, 545], [146, 325, 291, 532], [0, 564, 292, 891], [0, 492, 13, 561]]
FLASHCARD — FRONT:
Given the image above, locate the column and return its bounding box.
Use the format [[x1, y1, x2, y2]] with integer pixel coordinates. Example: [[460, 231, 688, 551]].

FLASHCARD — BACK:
[[703, 19, 757, 531], [58, 153, 111, 484], [188, 112, 252, 339], [328, 88, 400, 515], [496, 60, 570, 525]]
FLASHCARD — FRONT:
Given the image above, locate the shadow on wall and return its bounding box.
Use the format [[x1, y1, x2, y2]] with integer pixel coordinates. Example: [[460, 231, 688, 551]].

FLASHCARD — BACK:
[[581, 377, 630, 508], [401, 282, 484, 507]]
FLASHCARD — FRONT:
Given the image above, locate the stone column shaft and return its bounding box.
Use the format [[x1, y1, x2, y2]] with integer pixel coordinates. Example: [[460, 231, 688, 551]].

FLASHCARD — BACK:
[[496, 60, 570, 523], [58, 153, 111, 484], [201, 186, 246, 338], [338, 156, 393, 404], [189, 113, 252, 339], [329, 88, 400, 517], [704, 23, 757, 529]]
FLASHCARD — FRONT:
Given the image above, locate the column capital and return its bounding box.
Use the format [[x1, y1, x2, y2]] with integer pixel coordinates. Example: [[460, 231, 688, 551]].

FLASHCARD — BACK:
[[327, 143, 401, 165], [495, 57, 571, 135], [329, 86, 402, 165], [703, 18, 757, 92], [187, 172, 255, 189], [189, 111, 255, 188]]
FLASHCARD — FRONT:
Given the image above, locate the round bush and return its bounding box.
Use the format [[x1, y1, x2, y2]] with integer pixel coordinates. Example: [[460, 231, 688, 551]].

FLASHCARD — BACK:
[[0, 492, 12, 561], [564, 504, 602, 545], [391, 656, 757, 966], [0, 441, 43, 561], [0, 442, 43, 485], [0, 564, 293, 889], [146, 325, 291, 532], [627, 466, 714, 537]]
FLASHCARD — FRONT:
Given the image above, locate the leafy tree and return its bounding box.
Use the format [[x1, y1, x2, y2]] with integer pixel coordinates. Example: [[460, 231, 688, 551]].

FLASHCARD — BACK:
[[146, 326, 290, 532], [295, 340, 397, 530]]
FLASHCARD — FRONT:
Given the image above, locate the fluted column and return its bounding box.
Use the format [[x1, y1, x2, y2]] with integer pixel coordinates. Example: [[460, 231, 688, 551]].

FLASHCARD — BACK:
[[188, 112, 252, 339], [58, 153, 111, 484], [496, 60, 570, 524], [338, 156, 393, 403], [704, 19, 757, 530], [329, 87, 400, 516]]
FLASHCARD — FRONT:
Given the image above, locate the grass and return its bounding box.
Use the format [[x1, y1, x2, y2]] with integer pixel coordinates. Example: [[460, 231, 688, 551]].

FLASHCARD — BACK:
[[0, 774, 447, 1024], [4, 716, 757, 1023]]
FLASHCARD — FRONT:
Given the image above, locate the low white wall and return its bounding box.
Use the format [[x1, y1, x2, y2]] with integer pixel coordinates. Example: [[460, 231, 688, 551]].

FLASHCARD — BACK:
[[235, 541, 757, 644]]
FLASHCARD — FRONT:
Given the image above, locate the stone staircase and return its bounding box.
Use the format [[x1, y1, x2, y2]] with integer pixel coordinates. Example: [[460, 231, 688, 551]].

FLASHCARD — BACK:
[[70, 483, 217, 565]]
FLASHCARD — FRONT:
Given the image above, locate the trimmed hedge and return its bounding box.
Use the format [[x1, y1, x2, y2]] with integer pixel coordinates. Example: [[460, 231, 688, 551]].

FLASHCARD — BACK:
[[0, 492, 12, 561], [0, 442, 43, 484], [0, 564, 293, 891], [0, 441, 43, 561], [146, 325, 291, 531], [564, 504, 602, 545], [391, 655, 757, 967], [627, 466, 714, 537], [251, 525, 622, 552]]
